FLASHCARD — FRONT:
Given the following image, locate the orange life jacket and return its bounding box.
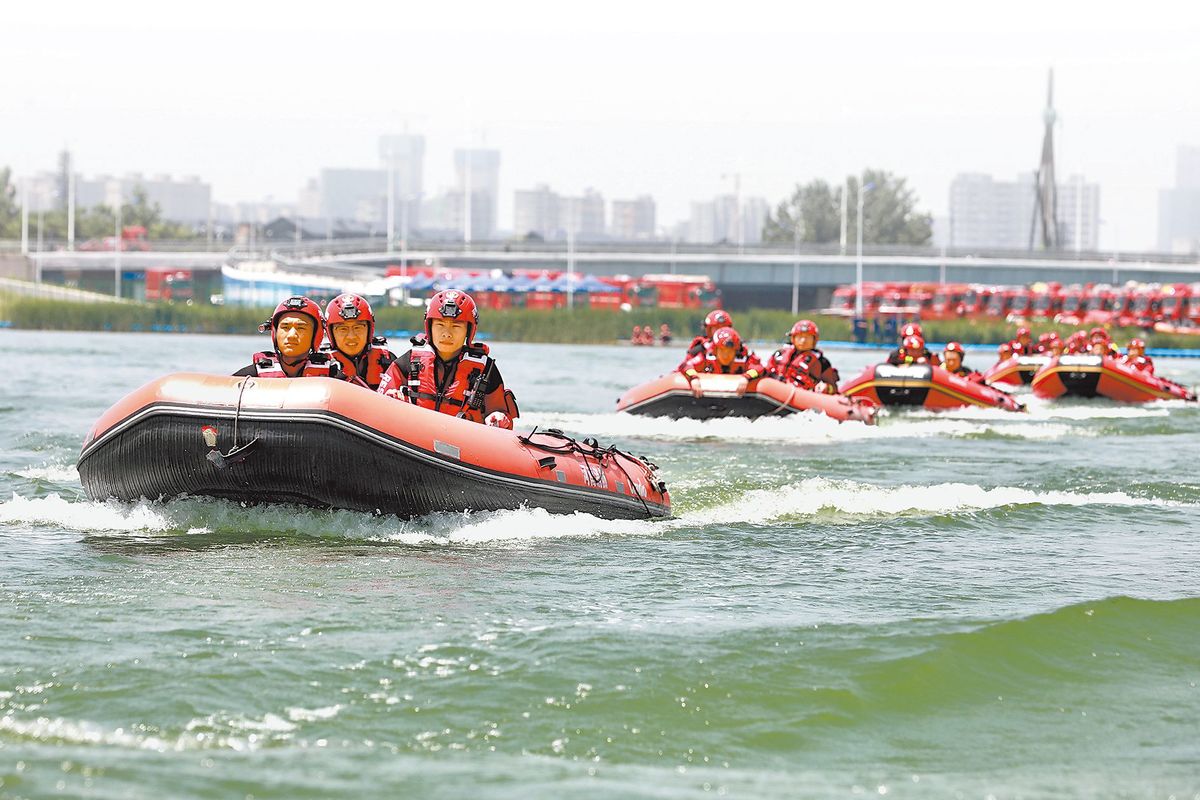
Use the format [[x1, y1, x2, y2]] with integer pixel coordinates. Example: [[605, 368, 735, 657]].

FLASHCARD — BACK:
[[329, 346, 397, 390], [405, 343, 493, 423], [250, 351, 340, 379]]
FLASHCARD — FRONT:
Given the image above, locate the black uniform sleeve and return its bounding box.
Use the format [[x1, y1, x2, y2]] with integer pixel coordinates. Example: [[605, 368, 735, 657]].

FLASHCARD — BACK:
[[233, 364, 258, 377]]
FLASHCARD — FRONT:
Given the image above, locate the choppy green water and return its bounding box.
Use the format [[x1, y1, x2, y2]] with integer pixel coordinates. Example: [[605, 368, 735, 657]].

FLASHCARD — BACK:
[[2, 331, 1199, 799]]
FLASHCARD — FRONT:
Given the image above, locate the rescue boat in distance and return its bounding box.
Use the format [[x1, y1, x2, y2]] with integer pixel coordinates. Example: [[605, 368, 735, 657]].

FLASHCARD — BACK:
[[840, 363, 1025, 412], [78, 374, 670, 521], [1031, 355, 1197, 403], [615, 372, 879, 423], [981, 355, 1051, 386]]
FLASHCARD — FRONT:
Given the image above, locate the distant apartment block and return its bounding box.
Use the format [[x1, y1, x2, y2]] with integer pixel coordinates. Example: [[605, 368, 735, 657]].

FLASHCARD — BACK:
[[300, 133, 427, 231], [512, 185, 606, 241], [949, 172, 1099, 251], [610, 196, 656, 240], [514, 184, 560, 239], [687, 194, 768, 245], [454, 148, 501, 240], [561, 188, 605, 241], [21, 171, 212, 224], [1158, 145, 1200, 254]]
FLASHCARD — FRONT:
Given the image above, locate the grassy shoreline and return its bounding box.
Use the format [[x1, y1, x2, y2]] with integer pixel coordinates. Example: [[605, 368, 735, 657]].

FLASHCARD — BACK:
[[2, 293, 1199, 350]]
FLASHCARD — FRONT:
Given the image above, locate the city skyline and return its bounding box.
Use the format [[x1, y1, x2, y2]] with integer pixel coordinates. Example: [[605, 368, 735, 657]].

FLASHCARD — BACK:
[[4, 1, 1198, 250]]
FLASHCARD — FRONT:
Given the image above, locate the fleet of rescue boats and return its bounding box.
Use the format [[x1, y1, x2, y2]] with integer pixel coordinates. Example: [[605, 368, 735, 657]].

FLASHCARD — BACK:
[[77, 293, 1197, 523]]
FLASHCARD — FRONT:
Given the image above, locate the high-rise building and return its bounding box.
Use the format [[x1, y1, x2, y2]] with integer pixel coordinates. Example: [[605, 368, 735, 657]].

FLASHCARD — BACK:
[[687, 194, 768, 244], [454, 148, 501, 240], [378, 134, 425, 234], [560, 188, 605, 241], [611, 195, 656, 240], [1158, 145, 1200, 254], [514, 184, 560, 239], [949, 172, 1099, 251]]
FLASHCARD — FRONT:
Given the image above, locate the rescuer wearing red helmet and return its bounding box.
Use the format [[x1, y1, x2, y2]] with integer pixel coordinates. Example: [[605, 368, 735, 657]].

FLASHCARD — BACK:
[[1122, 338, 1154, 372], [886, 324, 940, 366], [680, 325, 764, 397], [681, 308, 734, 364], [1008, 326, 1034, 356], [323, 293, 400, 390], [382, 289, 519, 428], [897, 335, 930, 365], [765, 319, 841, 394], [234, 295, 342, 379], [941, 341, 982, 381]]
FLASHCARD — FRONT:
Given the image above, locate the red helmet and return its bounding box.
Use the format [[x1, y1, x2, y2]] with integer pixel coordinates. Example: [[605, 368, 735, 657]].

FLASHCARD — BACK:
[[264, 295, 324, 353], [998, 342, 1013, 356], [1129, 338, 1146, 349], [901, 323, 924, 339], [325, 293, 375, 345], [902, 335, 924, 353], [426, 289, 479, 344], [1038, 332, 1056, 343], [711, 326, 741, 350], [944, 341, 965, 355], [790, 319, 819, 339], [1089, 326, 1109, 341], [1017, 326, 1031, 338], [704, 309, 733, 330]]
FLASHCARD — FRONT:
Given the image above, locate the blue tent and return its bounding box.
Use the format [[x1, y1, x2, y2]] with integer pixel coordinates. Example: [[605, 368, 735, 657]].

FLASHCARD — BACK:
[[569, 274, 618, 293]]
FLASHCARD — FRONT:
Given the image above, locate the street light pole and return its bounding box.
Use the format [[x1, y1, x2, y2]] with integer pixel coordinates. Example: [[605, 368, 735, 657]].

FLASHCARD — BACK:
[[386, 143, 395, 254], [855, 176, 865, 318], [791, 217, 801, 315], [114, 190, 122, 300]]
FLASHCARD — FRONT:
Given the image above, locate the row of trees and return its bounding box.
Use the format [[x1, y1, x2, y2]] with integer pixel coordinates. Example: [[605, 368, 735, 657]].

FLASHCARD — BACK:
[[762, 169, 933, 246], [0, 167, 198, 241]]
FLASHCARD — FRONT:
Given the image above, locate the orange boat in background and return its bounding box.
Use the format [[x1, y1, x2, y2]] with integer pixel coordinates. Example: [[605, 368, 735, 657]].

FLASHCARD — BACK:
[[982, 355, 1051, 386], [616, 372, 878, 424], [79, 374, 671, 520], [1031, 356, 1196, 403], [840, 364, 1025, 412]]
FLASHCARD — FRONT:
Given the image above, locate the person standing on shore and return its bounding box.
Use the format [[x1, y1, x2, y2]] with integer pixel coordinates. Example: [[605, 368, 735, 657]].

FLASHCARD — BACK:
[[234, 296, 342, 379]]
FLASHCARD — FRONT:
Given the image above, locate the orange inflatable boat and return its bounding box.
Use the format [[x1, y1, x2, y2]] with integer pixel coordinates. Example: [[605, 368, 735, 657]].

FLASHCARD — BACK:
[[981, 355, 1051, 386], [79, 374, 671, 520], [840, 363, 1025, 412], [615, 372, 878, 424], [1031, 355, 1196, 403]]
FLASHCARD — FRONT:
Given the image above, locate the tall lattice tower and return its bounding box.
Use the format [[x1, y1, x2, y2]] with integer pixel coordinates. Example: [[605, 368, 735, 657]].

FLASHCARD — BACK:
[[1029, 69, 1060, 250]]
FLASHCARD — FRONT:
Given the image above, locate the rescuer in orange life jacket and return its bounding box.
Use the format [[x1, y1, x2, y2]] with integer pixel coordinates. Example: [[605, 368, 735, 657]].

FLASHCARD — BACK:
[[322, 293, 400, 390], [234, 296, 343, 379], [679, 309, 734, 367], [680, 326, 764, 397], [380, 289, 519, 428], [941, 341, 983, 382], [886, 322, 940, 366], [765, 319, 841, 394]]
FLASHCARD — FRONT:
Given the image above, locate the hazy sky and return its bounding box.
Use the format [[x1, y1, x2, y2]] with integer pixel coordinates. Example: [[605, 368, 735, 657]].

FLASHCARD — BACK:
[[4, 0, 1198, 249]]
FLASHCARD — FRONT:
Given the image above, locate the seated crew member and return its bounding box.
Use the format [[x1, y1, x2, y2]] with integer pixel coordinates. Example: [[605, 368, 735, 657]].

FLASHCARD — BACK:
[[997, 341, 1013, 361], [681, 309, 734, 365], [942, 341, 982, 381], [324, 293, 399, 390], [632, 325, 645, 345], [1046, 335, 1065, 358], [886, 324, 940, 366], [1064, 330, 1088, 354], [234, 296, 341, 378], [681, 326, 764, 397], [1122, 338, 1154, 372], [765, 319, 840, 394], [1089, 329, 1120, 358], [1035, 332, 1059, 354], [384, 289, 519, 429], [1008, 326, 1034, 356], [659, 323, 672, 346], [895, 334, 930, 365]]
